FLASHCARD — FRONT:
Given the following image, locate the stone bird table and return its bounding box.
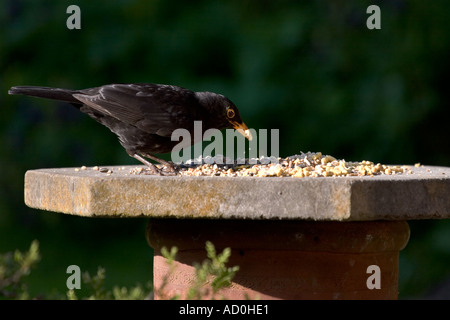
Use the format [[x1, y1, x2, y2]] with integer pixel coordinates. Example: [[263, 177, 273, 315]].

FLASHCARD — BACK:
[[24, 165, 450, 299]]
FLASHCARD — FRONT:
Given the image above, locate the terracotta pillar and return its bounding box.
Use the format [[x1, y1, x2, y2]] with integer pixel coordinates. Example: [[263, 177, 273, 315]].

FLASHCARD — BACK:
[[146, 219, 410, 300]]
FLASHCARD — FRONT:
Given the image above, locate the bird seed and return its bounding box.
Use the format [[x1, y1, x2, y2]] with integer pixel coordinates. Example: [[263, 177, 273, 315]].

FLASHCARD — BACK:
[[130, 152, 410, 178]]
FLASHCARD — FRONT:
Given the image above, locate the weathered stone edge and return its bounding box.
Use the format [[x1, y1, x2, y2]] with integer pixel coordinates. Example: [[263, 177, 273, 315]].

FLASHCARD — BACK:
[[24, 167, 450, 220], [24, 169, 352, 220]]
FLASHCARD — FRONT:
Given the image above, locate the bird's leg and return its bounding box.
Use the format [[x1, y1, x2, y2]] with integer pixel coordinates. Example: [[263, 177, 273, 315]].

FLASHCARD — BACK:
[[142, 153, 177, 174], [131, 153, 177, 175], [131, 153, 162, 175]]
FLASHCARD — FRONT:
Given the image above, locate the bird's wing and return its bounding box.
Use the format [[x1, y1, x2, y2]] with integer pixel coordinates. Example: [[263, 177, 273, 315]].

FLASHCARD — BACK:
[[73, 84, 199, 137]]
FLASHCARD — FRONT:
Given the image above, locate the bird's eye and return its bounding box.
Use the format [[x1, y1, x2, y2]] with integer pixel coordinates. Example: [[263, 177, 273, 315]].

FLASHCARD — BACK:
[[227, 108, 235, 119]]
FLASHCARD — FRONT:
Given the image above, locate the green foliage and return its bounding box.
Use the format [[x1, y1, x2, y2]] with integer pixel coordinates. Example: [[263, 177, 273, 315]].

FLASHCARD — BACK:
[[1, 240, 239, 300], [157, 246, 179, 299], [187, 241, 239, 300], [158, 242, 239, 300], [67, 267, 151, 300], [161, 246, 178, 264], [0, 240, 41, 299]]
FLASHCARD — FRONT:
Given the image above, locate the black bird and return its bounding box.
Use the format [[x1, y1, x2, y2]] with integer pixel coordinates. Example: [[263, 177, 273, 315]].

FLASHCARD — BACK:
[[9, 83, 252, 174]]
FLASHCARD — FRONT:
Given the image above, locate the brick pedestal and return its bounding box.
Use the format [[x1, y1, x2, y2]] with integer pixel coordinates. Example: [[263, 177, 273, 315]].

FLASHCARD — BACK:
[[147, 219, 410, 300], [24, 166, 450, 300]]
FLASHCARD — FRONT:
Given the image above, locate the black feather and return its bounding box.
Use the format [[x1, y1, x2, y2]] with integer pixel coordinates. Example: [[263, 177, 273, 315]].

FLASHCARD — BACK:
[[8, 83, 248, 173]]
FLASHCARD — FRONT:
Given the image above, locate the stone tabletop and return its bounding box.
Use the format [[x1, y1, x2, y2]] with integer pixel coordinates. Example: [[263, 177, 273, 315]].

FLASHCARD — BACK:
[[24, 165, 450, 221]]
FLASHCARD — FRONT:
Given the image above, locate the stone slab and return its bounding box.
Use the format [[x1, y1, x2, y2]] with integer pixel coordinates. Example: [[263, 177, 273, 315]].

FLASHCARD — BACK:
[[24, 165, 450, 221]]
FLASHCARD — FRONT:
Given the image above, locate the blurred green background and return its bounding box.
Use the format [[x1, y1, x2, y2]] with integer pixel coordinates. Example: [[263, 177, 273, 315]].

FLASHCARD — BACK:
[[1, 0, 450, 299]]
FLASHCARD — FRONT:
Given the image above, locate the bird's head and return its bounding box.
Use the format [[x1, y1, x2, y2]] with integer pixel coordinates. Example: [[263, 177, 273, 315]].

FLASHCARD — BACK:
[[196, 91, 252, 141]]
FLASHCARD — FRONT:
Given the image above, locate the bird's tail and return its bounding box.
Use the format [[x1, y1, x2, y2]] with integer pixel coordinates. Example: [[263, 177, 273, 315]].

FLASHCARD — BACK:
[[8, 86, 80, 104]]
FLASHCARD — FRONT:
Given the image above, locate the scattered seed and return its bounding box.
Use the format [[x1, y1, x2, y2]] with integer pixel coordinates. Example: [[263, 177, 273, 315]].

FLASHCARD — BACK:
[[127, 152, 411, 178]]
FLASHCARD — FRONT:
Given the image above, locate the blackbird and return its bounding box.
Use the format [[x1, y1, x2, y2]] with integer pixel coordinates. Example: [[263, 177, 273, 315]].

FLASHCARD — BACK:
[[9, 83, 252, 174]]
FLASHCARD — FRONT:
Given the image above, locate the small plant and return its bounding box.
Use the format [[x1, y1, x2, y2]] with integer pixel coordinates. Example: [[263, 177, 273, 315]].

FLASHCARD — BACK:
[[0, 240, 41, 299], [1, 239, 239, 300], [158, 241, 240, 300], [67, 267, 152, 300], [155, 246, 179, 300], [188, 241, 239, 299]]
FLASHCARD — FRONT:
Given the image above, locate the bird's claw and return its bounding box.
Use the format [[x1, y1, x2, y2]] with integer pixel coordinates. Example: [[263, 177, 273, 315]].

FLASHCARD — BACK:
[[158, 165, 179, 176], [147, 163, 178, 176]]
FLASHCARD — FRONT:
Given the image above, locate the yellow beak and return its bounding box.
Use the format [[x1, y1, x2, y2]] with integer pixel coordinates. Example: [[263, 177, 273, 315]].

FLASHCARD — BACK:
[[231, 121, 253, 141]]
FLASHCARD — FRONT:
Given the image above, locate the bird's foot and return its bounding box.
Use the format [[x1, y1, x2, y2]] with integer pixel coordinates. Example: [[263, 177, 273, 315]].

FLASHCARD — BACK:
[[156, 163, 178, 176], [139, 163, 177, 176], [132, 153, 179, 176]]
